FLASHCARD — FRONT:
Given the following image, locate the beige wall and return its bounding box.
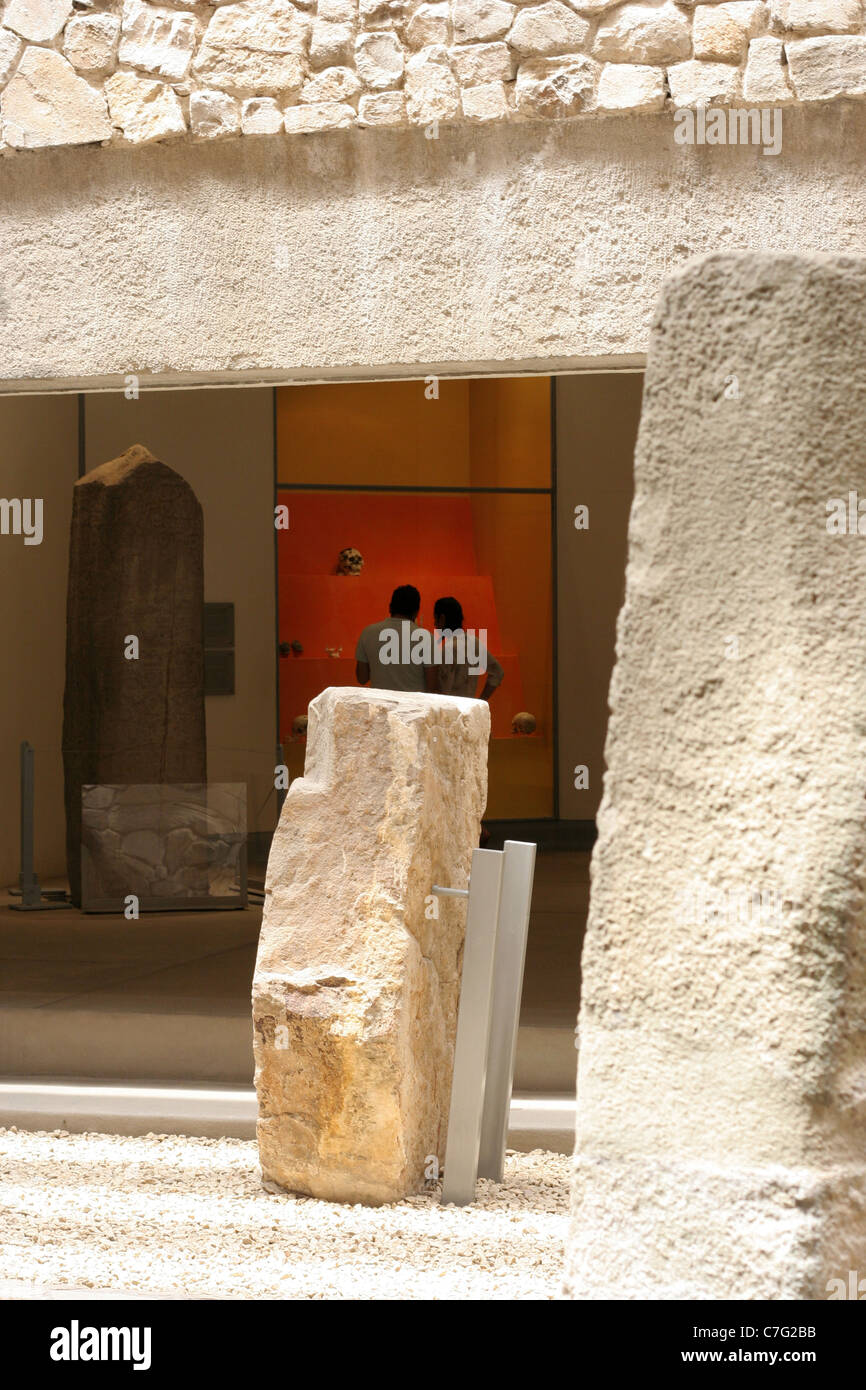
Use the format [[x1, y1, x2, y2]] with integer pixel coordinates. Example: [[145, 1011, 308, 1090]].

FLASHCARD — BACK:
[[84, 388, 277, 835], [0, 394, 78, 884], [556, 372, 643, 820]]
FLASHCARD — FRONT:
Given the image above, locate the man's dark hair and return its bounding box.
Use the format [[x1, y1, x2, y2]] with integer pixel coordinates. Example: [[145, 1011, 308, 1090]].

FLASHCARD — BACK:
[[434, 595, 463, 630], [389, 584, 421, 618]]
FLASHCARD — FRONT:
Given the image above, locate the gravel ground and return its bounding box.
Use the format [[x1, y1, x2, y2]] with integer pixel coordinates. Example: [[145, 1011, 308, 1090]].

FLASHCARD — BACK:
[[0, 1128, 570, 1300]]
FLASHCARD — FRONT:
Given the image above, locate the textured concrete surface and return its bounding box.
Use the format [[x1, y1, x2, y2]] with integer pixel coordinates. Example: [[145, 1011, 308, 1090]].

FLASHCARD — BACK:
[[253, 685, 489, 1204], [1, 105, 866, 389], [566, 250, 866, 1300]]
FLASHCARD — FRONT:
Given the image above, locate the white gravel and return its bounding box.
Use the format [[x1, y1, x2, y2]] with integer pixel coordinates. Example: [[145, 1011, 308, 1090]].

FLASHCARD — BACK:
[[0, 1128, 570, 1300]]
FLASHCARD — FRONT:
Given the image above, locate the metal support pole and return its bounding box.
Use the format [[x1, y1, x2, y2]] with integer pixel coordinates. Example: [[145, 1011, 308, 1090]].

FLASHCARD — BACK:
[[478, 840, 537, 1181], [440, 847, 504, 1206], [18, 741, 41, 908]]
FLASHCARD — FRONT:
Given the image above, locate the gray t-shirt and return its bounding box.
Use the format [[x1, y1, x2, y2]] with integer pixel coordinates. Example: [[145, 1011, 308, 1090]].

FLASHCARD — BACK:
[[355, 617, 428, 693]]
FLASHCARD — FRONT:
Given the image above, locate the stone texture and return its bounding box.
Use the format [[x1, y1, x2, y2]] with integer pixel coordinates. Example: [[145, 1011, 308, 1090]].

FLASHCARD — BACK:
[[743, 33, 793, 99], [106, 70, 187, 140], [771, 0, 862, 33], [300, 64, 362, 101], [357, 87, 406, 120], [596, 60, 665, 110], [1, 47, 111, 148], [405, 44, 460, 119], [62, 13, 121, 72], [309, 18, 355, 65], [461, 76, 508, 116], [565, 251, 866, 1300], [62, 445, 206, 906], [190, 87, 241, 136], [786, 35, 866, 100], [593, 1, 691, 63], [2, 0, 72, 42], [451, 0, 515, 43], [283, 98, 355, 129], [355, 29, 404, 86], [240, 94, 284, 131], [194, 0, 309, 94], [118, 0, 199, 82], [668, 57, 742, 104], [508, 1, 590, 55], [0, 28, 23, 86], [253, 685, 489, 1205], [449, 39, 513, 83], [407, 1, 450, 45], [515, 52, 598, 114], [693, 2, 768, 62]]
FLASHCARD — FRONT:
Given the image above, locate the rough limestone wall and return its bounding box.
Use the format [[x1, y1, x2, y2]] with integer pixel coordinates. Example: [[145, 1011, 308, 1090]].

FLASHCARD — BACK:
[[0, 0, 865, 151], [565, 251, 866, 1300]]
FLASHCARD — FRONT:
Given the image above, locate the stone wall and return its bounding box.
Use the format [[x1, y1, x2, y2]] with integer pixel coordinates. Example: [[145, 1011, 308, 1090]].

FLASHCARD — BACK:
[[0, 0, 864, 151]]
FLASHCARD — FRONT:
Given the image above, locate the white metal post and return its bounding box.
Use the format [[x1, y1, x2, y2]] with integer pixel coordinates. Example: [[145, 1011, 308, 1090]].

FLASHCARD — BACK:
[[440, 847, 504, 1206], [477, 839, 537, 1181]]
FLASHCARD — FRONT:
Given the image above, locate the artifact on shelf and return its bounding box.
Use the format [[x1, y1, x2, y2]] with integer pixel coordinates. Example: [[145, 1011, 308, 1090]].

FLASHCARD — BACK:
[[291, 715, 308, 738], [512, 712, 537, 735], [325, 646, 343, 658], [336, 547, 364, 575]]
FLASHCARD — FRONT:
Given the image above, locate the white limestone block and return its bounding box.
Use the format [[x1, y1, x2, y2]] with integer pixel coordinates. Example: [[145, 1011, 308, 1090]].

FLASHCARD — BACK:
[[593, 0, 691, 63], [508, 1, 590, 56], [241, 95, 284, 132], [451, 0, 516, 44], [190, 87, 241, 137], [668, 57, 742, 104], [449, 40, 514, 84], [105, 69, 187, 141], [461, 76, 508, 117], [283, 98, 356, 129], [357, 88, 407, 120], [786, 34, 866, 99], [1, 47, 111, 147], [596, 61, 666, 110], [253, 686, 489, 1204], [515, 52, 599, 115], [2, 0, 72, 42], [63, 13, 121, 73], [355, 29, 404, 87], [405, 43, 460, 119], [194, 0, 310, 95], [742, 34, 793, 100], [693, 2, 768, 62]]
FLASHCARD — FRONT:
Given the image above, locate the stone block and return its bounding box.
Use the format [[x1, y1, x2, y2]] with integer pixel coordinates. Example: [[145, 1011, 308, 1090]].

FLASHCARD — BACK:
[[194, 0, 309, 94], [300, 64, 362, 102], [596, 61, 665, 111], [771, 0, 862, 34], [63, 13, 121, 73], [451, 0, 516, 44], [515, 53, 599, 115], [355, 29, 404, 87], [407, 1, 451, 45], [565, 251, 866, 1299], [0, 28, 24, 86], [693, 2, 768, 62], [62, 445, 206, 903], [461, 77, 509, 117], [2, 0, 72, 42], [118, 0, 199, 82], [106, 70, 187, 141], [309, 18, 355, 65], [190, 87, 241, 137], [508, 1, 590, 56], [241, 95, 284, 132], [743, 34, 794, 100], [254, 686, 489, 1204], [449, 39, 514, 84], [283, 99, 356, 130], [785, 35, 866, 100], [357, 88, 407, 121], [1, 48, 111, 147], [668, 57, 742, 104], [593, 1, 691, 64], [405, 44, 461, 120]]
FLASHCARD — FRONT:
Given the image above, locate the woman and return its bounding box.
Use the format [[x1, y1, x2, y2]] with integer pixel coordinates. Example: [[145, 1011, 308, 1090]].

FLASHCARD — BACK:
[[428, 595, 504, 702]]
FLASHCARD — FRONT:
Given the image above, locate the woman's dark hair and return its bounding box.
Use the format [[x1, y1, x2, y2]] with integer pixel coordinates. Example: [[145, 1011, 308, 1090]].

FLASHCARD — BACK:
[[434, 596, 464, 630]]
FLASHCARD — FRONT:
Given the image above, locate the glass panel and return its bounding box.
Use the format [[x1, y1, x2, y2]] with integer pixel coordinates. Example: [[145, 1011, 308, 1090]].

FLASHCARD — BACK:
[[277, 378, 551, 490], [81, 783, 247, 911], [278, 493, 553, 818]]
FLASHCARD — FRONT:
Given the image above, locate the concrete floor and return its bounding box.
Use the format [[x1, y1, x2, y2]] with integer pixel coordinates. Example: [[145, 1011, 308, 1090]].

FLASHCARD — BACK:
[[0, 851, 587, 1093]]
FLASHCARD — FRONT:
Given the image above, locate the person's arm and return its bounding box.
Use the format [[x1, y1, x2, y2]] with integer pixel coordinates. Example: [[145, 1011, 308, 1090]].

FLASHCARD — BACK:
[[479, 650, 504, 702], [356, 660, 370, 685]]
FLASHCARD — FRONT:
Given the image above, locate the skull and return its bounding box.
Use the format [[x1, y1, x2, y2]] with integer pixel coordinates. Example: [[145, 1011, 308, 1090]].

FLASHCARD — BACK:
[[292, 714, 308, 738], [337, 547, 364, 575], [512, 711, 537, 736], [325, 646, 343, 659]]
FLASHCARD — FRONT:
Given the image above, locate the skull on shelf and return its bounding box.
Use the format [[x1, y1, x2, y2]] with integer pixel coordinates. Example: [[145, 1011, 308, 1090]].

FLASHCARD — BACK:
[[512, 712, 537, 736], [292, 715, 308, 739], [337, 547, 364, 575]]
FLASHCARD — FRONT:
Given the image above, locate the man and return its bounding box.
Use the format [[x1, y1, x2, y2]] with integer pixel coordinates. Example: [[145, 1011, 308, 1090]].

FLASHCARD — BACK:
[[355, 584, 430, 693], [428, 595, 504, 701]]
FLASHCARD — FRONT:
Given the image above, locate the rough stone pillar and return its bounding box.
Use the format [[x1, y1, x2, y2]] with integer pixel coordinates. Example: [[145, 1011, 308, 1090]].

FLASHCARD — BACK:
[[253, 686, 489, 1205], [62, 444, 206, 905], [566, 253, 866, 1300]]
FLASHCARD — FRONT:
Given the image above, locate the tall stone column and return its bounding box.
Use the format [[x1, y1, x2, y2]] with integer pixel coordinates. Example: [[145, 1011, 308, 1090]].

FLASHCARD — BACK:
[[62, 444, 206, 905], [254, 686, 489, 1205], [566, 253, 866, 1300]]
